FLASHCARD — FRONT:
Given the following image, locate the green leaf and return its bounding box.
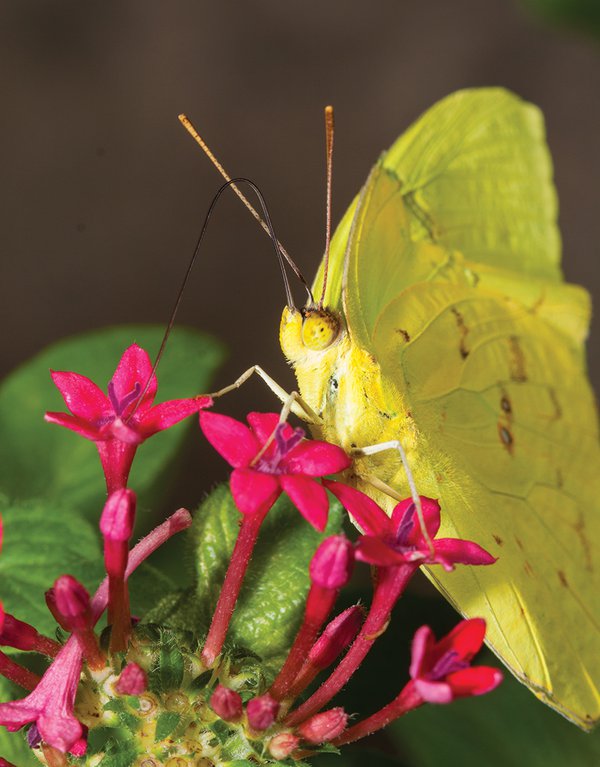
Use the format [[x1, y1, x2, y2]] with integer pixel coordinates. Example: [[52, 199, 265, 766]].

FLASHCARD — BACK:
[[154, 711, 181, 741], [0, 495, 103, 634], [0, 325, 224, 519], [192, 485, 343, 676]]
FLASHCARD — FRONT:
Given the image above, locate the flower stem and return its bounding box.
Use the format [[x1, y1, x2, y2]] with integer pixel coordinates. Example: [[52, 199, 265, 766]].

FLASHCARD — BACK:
[[108, 575, 130, 653], [0, 651, 41, 691], [285, 565, 414, 727], [332, 681, 422, 745], [270, 585, 337, 700], [201, 509, 268, 667]]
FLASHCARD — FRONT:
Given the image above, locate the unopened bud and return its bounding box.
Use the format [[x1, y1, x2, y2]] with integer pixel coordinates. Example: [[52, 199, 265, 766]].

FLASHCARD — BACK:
[[116, 663, 147, 696], [297, 707, 347, 744], [0, 613, 40, 651], [210, 684, 243, 722], [268, 732, 300, 760], [52, 575, 92, 632], [309, 606, 364, 669], [309, 536, 354, 589], [246, 694, 280, 731]]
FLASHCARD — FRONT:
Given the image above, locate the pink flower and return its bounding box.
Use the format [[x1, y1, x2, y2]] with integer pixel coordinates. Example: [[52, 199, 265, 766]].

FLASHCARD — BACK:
[[115, 663, 147, 696], [45, 344, 212, 492], [210, 685, 243, 722], [246, 694, 280, 731], [324, 482, 495, 571], [297, 707, 347, 744], [409, 619, 503, 703], [0, 641, 83, 752], [200, 412, 350, 530]]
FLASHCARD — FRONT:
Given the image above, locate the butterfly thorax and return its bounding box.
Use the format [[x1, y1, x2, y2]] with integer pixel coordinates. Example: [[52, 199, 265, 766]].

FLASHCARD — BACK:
[[280, 305, 435, 505]]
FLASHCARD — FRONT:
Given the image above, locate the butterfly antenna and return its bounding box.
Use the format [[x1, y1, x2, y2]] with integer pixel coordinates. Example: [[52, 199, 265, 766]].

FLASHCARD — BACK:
[[126, 176, 290, 421], [318, 105, 334, 309], [179, 114, 314, 306]]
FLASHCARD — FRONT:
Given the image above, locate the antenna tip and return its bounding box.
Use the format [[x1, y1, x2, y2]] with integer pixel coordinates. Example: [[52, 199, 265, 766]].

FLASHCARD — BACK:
[[178, 113, 188, 123]]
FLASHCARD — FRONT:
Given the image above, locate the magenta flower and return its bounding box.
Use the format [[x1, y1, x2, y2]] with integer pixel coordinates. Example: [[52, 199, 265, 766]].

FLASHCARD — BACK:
[[409, 619, 503, 703], [324, 481, 495, 571], [0, 641, 83, 752], [200, 412, 351, 530], [45, 344, 212, 492]]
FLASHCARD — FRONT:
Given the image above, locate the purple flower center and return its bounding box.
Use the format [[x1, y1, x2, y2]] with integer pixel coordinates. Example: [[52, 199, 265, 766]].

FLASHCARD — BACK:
[[107, 382, 142, 417], [255, 424, 305, 475], [426, 650, 469, 680], [27, 722, 42, 749]]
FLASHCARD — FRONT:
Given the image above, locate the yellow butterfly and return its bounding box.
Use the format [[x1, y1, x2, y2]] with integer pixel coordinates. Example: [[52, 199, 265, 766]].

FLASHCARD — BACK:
[[278, 88, 599, 730]]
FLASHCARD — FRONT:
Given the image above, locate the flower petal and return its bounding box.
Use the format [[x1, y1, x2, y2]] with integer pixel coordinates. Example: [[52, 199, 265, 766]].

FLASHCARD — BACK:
[[433, 539, 496, 568], [110, 345, 156, 413], [200, 412, 259, 467], [435, 618, 487, 663], [409, 625, 435, 679], [283, 440, 351, 476], [392, 497, 441, 543], [44, 412, 103, 441], [413, 678, 454, 704], [231, 468, 281, 516], [355, 536, 406, 567], [136, 396, 211, 438], [446, 666, 503, 697], [323, 481, 390, 536], [246, 412, 282, 444], [280, 475, 329, 531], [49, 371, 109, 421]]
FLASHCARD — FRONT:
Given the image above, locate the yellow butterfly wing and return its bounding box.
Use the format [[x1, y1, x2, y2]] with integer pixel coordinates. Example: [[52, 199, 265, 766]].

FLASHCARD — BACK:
[[287, 89, 599, 728]]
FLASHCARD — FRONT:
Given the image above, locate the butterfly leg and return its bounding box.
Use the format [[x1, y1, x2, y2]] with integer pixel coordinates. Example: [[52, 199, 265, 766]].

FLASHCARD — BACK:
[[209, 365, 320, 424], [352, 440, 434, 554]]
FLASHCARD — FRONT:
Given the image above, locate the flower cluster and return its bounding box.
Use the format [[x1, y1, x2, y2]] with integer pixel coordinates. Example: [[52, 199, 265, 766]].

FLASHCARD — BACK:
[[0, 345, 502, 766]]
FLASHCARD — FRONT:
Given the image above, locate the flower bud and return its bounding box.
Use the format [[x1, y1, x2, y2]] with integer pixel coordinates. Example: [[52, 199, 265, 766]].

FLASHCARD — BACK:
[[0, 613, 41, 652], [268, 732, 300, 760], [52, 576, 92, 632], [116, 663, 147, 696], [297, 707, 348, 743], [210, 684, 243, 722], [309, 536, 354, 589], [246, 694, 280, 731], [309, 606, 364, 669], [100, 489, 136, 577]]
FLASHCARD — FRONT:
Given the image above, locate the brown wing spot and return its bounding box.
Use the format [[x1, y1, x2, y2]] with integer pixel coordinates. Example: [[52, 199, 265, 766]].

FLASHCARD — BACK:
[[450, 307, 470, 359], [500, 394, 512, 415], [508, 336, 527, 382], [514, 536, 524, 551], [524, 561, 534, 576], [492, 534, 503, 546], [548, 388, 562, 421], [498, 423, 514, 453], [396, 328, 411, 342], [557, 570, 569, 588]]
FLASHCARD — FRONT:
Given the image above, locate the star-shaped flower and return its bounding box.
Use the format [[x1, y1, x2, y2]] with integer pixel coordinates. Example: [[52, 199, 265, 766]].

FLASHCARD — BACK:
[[409, 619, 503, 703], [45, 344, 211, 491], [324, 481, 495, 571], [200, 412, 351, 530]]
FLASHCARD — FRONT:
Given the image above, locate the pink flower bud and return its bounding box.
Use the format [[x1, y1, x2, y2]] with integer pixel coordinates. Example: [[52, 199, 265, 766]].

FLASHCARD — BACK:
[[268, 732, 300, 760], [309, 536, 354, 589], [297, 707, 347, 744], [309, 606, 364, 669], [100, 489, 136, 542], [210, 684, 243, 722], [52, 576, 91, 632], [0, 613, 40, 651], [246, 694, 280, 731], [116, 663, 147, 696]]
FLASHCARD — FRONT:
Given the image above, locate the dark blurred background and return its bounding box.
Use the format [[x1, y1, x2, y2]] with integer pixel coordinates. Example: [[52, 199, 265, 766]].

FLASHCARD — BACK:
[[1, 0, 599, 493]]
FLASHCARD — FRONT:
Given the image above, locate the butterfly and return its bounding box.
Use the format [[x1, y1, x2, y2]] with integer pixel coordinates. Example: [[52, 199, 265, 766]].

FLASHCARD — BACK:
[[279, 88, 600, 730]]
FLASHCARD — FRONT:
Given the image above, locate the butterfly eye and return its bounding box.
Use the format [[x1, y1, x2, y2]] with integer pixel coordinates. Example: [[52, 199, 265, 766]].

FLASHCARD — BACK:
[[301, 309, 341, 351]]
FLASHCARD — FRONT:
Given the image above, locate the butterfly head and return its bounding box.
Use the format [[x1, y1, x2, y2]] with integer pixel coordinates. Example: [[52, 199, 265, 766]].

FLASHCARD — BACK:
[[280, 305, 344, 361]]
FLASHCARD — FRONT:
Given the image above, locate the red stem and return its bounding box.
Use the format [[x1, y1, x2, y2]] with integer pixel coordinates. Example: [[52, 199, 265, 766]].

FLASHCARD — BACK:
[[270, 585, 337, 700], [33, 634, 61, 658], [0, 651, 41, 691], [201, 509, 268, 667], [285, 565, 415, 727], [108, 575, 130, 653], [332, 681, 423, 746]]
